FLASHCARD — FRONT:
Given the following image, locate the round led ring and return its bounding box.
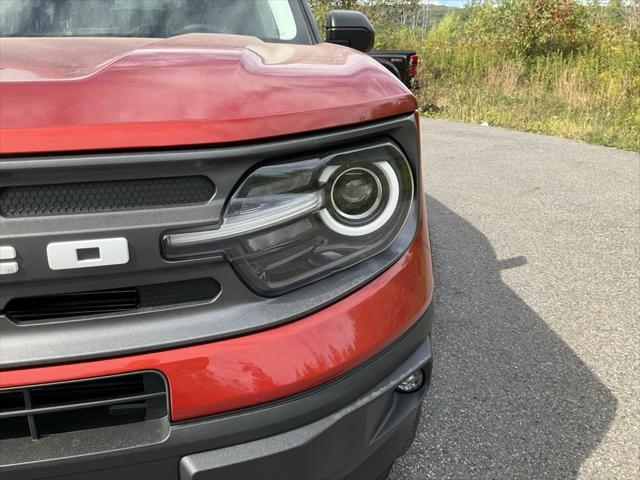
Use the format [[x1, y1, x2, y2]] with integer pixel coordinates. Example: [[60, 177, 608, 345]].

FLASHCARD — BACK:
[[320, 161, 400, 237]]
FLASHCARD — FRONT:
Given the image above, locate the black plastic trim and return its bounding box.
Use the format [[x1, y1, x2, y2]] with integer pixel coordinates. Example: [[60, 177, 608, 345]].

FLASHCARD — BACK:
[[0, 176, 215, 218], [4, 278, 221, 323], [0, 392, 165, 420], [0, 371, 169, 458]]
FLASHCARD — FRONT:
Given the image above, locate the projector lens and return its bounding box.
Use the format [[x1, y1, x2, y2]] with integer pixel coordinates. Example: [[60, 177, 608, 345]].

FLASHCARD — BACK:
[[331, 167, 382, 220]]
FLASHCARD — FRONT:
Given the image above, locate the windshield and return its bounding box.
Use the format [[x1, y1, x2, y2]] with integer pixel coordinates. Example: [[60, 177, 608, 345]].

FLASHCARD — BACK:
[[0, 0, 313, 43]]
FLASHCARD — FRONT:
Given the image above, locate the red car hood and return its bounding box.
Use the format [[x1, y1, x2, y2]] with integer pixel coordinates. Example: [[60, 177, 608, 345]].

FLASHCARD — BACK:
[[0, 35, 416, 155]]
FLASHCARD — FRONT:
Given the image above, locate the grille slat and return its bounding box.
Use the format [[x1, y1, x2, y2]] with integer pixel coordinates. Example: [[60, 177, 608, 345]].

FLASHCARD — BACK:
[[4, 288, 138, 321], [0, 392, 165, 419], [0, 372, 167, 441], [23, 390, 38, 440], [0, 176, 215, 217], [3, 278, 220, 322]]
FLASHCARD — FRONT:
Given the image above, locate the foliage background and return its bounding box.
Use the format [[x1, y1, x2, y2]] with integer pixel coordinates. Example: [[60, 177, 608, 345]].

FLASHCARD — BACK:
[[309, 1, 640, 152]]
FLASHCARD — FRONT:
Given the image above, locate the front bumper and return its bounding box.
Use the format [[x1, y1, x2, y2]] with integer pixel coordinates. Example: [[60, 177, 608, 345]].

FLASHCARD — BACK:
[[182, 336, 432, 480], [1, 305, 433, 480], [0, 112, 432, 479]]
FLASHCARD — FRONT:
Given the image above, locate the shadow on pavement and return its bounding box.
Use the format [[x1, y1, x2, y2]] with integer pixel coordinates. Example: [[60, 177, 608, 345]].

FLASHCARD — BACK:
[[391, 196, 617, 479]]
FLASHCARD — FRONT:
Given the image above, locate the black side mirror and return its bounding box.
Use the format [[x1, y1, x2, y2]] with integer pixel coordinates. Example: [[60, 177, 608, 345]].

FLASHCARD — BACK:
[[326, 10, 375, 53]]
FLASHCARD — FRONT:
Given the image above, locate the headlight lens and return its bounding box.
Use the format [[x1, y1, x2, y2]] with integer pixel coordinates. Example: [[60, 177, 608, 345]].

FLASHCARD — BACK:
[[331, 167, 381, 220], [164, 142, 414, 295]]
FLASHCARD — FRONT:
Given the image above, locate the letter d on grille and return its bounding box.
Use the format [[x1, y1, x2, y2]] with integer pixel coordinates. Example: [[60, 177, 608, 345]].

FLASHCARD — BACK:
[[47, 238, 129, 271]]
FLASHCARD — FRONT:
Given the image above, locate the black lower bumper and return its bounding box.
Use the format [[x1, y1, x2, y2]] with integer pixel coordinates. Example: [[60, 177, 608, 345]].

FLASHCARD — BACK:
[[3, 304, 433, 480], [181, 338, 432, 480]]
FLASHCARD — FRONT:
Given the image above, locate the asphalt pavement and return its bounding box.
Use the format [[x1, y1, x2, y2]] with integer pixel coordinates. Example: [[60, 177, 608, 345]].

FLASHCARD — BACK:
[[390, 120, 640, 480]]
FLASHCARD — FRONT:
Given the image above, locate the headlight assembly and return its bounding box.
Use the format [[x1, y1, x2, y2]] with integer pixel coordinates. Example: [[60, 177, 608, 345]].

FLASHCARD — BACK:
[[163, 142, 414, 295]]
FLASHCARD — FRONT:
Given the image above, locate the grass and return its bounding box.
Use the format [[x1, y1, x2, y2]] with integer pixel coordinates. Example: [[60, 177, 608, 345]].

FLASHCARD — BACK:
[[416, 13, 640, 152], [419, 56, 640, 152]]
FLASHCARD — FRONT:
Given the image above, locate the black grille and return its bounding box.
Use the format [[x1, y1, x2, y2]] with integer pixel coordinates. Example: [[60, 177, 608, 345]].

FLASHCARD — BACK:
[[3, 278, 220, 322], [0, 372, 167, 441], [0, 176, 215, 217]]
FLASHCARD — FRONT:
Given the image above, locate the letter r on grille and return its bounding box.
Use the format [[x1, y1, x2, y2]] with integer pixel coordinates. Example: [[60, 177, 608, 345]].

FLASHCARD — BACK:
[[47, 238, 129, 271]]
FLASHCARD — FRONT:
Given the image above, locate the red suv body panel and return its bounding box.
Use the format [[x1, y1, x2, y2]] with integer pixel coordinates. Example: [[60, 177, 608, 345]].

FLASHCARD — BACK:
[[0, 35, 416, 155]]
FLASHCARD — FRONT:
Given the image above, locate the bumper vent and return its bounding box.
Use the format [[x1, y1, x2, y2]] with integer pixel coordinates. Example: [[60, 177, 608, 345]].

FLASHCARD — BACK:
[[0, 372, 167, 441], [3, 278, 220, 322], [0, 176, 215, 217]]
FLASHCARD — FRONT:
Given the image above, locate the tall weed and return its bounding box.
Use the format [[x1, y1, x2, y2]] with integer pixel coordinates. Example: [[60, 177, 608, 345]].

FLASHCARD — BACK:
[[415, 1, 640, 152]]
